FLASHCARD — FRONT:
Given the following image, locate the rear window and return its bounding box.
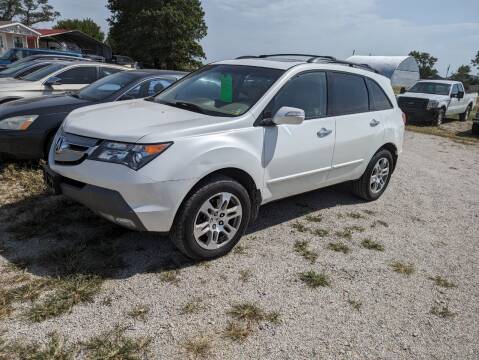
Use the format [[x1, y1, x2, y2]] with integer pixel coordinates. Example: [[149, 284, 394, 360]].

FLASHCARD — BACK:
[[328, 72, 369, 116], [365, 78, 393, 111]]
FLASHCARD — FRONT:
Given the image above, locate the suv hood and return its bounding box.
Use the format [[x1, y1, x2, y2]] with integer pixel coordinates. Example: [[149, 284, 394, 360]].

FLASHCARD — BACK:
[[398, 92, 448, 102], [64, 99, 240, 143]]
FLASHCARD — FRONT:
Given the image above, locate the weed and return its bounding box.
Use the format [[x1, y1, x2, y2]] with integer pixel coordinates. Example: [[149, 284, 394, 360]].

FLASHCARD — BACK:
[[371, 220, 389, 228], [299, 270, 330, 288], [312, 228, 329, 237], [363, 209, 377, 216], [227, 303, 280, 325], [84, 325, 151, 359], [361, 238, 384, 252], [0, 290, 13, 320], [160, 270, 180, 284], [233, 244, 248, 255], [430, 305, 455, 319], [1, 332, 75, 360], [327, 242, 350, 254], [429, 276, 457, 289], [239, 269, 253, 283], [348, 299, 362, 311], [305, 214, 323, 223], [128, 305, 150, 322], [346, 212, 364, 219], [223, 321, 252, 342], [294, 240, 318, 264], [182, 336, 212, 359], [390, 261, 415, 276], [291, 222, 309, 233], [180, 298, 202, 315]]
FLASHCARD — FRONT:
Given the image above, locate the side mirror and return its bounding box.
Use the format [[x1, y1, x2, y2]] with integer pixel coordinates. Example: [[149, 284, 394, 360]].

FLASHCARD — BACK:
[[400, 87, 406, 94], [272, 106, 305, 125], [457, 91, 464, 99], [45, 77, 62, 87]]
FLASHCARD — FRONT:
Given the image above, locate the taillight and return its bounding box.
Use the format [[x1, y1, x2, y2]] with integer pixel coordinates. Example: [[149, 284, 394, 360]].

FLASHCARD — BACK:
[[402, 112, 407, 124]]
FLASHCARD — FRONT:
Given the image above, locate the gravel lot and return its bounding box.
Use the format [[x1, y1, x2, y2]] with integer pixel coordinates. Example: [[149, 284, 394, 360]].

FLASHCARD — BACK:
[[0, 130, 478, 359]]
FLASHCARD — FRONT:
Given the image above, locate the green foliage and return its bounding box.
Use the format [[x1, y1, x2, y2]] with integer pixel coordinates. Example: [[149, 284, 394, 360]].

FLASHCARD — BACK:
[[0, 0, 59, 25], [54, 18, 104, 42], [409, 50, 438, 79], [107, 0, 207, 70], [450, 65, 473, 87], [472, 51, 479, 70]]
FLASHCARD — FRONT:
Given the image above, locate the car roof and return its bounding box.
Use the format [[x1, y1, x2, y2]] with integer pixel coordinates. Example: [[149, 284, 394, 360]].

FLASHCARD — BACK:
[[417, 80, 459, 85], [130, 69, 187, 77]]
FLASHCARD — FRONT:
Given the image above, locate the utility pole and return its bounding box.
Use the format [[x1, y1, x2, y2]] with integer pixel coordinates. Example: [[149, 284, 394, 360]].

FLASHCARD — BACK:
[[445, 65, 451, 79]]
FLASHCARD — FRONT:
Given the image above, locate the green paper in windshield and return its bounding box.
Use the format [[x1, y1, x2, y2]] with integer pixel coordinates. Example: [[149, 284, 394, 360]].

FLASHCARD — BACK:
[[220, 74, 233, 103]]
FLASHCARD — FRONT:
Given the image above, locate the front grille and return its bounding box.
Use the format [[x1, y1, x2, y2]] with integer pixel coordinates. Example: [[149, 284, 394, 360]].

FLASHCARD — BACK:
[[54, 132, 101, 165], [398, 97, 429, 110]]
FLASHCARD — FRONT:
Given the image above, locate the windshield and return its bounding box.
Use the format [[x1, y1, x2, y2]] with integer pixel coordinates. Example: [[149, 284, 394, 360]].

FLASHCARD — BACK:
[[78, 72, 139, 101], [0, 61, 34, 75], [19, 63, 66, 82], [408, 82, 451, 95], [154, 65, 285, 117]]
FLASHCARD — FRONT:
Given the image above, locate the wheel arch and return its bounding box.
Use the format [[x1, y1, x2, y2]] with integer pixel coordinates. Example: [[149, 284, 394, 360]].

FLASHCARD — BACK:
[[375, 143, 398, 172]]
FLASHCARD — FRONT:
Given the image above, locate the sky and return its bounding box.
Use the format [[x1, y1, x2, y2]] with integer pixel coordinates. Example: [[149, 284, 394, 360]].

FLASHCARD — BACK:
[[38, 0, 479, 76]]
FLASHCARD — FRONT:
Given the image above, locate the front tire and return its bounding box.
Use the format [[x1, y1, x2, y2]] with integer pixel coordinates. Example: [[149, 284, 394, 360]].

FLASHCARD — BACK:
[[170, 175, 251, 260], [434, 108, 445, 126], [472, 122, 479, 135], [351, 149, 394, 201], [459, 105, 471, 122]]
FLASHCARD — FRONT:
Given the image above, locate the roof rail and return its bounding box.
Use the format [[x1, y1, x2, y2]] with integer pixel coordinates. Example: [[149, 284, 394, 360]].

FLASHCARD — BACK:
[[234, 54, 379, 73]]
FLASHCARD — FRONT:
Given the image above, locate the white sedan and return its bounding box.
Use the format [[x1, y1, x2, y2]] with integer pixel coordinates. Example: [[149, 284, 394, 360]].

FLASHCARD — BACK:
[[0, 61, 128, 104]]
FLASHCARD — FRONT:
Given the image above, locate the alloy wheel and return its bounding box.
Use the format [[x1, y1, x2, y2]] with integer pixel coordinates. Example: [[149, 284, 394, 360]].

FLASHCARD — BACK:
[[370, 158, 390, 194]]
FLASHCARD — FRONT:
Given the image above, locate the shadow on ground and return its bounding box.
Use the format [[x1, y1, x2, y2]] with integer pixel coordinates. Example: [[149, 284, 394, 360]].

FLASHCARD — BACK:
[[0, 180, 363, 281]]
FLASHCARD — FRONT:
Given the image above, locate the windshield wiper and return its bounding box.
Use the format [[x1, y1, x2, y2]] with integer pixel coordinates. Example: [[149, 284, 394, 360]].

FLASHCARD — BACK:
[[172, 101, 205, 114]]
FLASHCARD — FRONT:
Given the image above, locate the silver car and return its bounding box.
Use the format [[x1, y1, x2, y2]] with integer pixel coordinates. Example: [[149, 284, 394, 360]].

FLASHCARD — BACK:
[[0, 61, 128, 104]]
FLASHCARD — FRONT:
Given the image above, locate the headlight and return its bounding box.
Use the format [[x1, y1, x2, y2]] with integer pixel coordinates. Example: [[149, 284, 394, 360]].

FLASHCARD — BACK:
[[427, 100, 439, 109], [0, 115, 38, 130], [89, 141, 172, 170]]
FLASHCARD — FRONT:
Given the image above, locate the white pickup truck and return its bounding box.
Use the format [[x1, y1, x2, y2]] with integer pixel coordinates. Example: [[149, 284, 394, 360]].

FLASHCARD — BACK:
[[397, 80, 477, 125]]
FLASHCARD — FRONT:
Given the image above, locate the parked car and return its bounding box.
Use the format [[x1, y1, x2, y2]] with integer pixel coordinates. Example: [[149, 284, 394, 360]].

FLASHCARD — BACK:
[[0, 48, 82, 68], [472, 111, 479, 135], [45, 54, 405, 260], [0, 70, 186, 160], [398, 80, 478, 125], [111, 55, 137, 68], [0, 54, 89, 72], [0, 60, 53, 79], [0, 61, 127, 104]]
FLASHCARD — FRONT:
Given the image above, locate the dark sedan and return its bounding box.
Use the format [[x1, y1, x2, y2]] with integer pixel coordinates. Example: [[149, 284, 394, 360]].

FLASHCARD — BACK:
[[0, 60, 52, 79], [0, 70, 186, 160]]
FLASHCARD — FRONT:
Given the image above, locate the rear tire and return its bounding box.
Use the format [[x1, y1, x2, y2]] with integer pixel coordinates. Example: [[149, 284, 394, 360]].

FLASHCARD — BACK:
[[351, 149, 394, 201], [170, 175, 251, 260], [459, 105, 471, 122]]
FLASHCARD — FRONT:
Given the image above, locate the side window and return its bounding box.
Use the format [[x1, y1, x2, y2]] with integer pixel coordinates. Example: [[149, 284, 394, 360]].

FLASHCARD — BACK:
[[99, 67, 123, 79], [268, 72, 327, 119], [451, 84, 459, 96], [55, 66, 97, 84], [365, 78, 393, 111], [328, 72, 369, 116], [19, 63, 49, 77]]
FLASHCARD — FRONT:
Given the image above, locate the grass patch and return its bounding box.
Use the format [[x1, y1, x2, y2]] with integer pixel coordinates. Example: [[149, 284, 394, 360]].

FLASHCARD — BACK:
[[83, 325, 151, 359], [390, 261, 415, 276], [239, 269, 253, 283], [429, 276, 457, 289], [25, 275, 103, 322], [223, 321, 252, 342], [227, 303, 280, 324], [291, 222, 309, 233], [180, 298, 202, 315], [361, 238, 384, 252], [127, 305, 150, 322], [371, 220, 389, 228], [0, 163, 46, 202], [0, 290, 14, 321], [182, 336, 213, 359], [346, 211, 365, 219], [335, 226, 365, 240], [348, 299, 362, 311], [298, 270, 330, 288], [160, 270, 180, 284], [363, 209, 377, 216], [0, 332, 75, 360], [294, 240, 318, 264], [305, 214, 323, 223], [406, 124, 479, 145], [327, 242, 350, 254], [430, 305, 455, 319], [233, 244, 248, 255], [312, 228, 329, 237]]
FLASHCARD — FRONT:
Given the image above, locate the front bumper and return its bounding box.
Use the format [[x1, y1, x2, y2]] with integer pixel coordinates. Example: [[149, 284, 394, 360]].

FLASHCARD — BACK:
[[402, 109, 438, 122], [0, 129, 46, 160]]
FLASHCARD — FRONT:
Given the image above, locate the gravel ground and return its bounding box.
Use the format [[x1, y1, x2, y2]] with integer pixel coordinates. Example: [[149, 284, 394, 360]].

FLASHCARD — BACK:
[[1, 131, 478, 359]]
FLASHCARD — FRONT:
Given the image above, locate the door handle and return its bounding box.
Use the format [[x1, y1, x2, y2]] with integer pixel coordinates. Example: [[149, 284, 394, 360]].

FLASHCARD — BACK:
[[317, 128, 332, 138], [370, 119, 380, 127]]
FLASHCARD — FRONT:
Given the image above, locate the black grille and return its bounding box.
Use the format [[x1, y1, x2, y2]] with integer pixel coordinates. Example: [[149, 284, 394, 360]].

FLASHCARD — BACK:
[[398, 97, 429, 110]]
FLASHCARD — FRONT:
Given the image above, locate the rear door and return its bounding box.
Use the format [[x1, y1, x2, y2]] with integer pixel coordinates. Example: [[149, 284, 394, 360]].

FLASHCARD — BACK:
[[264, 71, 335, 200], [328, 72, 385, 183], [448, 84, 460, 115]]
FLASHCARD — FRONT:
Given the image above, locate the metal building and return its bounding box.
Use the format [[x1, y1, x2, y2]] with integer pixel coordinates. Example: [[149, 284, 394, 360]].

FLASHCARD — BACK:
[[346, 55, 420, 91]]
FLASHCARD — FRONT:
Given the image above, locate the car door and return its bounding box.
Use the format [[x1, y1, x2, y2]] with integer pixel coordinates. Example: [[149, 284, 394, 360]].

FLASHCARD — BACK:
[[447, 84, 460, 115], [45, 65, 98, 94], [263, 71, 335, 200], [328, 72, 385, 183]]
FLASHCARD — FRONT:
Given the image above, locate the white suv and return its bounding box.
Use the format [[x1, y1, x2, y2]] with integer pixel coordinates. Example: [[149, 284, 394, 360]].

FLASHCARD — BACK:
[[46, 54, 405, 260]]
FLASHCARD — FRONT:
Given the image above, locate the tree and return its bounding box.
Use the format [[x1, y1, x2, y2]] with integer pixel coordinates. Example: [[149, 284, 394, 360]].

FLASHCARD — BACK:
[[409, 50, 438, 79], [450, 65, 472, 87], [472, 51, 479, 70], [0, 0, 59, 25], [107, 0, 207, 70], [54, 18, 105, 42]]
